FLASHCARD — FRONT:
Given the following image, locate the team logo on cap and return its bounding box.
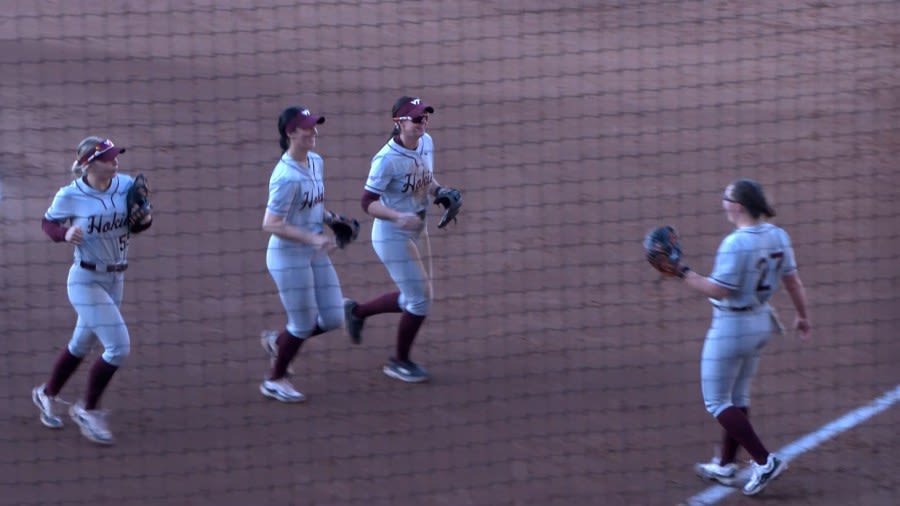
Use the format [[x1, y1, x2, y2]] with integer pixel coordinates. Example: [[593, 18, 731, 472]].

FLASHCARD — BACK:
[[409, 98, 421, 105], [301, 109, 311, 116]]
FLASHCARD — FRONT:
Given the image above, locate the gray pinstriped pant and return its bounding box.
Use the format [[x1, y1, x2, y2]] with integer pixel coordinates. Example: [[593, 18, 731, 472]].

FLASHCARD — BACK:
[[66, 264, 130, 366], [267, 242, 344, 339], [701, 306, 776, 417]]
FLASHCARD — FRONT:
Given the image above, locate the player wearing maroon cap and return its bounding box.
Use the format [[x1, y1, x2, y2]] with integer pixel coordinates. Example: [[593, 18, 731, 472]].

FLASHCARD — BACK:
[[342, 95, 461, 383]]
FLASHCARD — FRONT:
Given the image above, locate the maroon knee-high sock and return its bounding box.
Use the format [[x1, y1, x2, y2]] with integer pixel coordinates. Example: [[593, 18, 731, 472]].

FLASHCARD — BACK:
[[276, 325, 323, 348], [355, 291, 402, 319], [84, 359, 119, 410], [44, 348, 84, 396], [716, 406, 768, 465], [396, 311, 426, 362], [719, 406, 749, 464], [271, 329, 303, 380]]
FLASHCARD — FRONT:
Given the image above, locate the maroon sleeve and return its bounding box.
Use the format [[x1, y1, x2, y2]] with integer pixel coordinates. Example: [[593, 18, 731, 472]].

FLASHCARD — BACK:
[[41, 218, 68, 242], [361, 190, 380, 214]]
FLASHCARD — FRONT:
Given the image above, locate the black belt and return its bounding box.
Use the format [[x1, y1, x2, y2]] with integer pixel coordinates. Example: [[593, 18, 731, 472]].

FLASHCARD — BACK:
[[80, 261, 128, 272], [713, 304, 756, 312]]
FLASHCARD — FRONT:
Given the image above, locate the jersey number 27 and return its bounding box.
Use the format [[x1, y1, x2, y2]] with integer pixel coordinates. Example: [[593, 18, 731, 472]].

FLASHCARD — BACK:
[[755, 251, 784, 298]]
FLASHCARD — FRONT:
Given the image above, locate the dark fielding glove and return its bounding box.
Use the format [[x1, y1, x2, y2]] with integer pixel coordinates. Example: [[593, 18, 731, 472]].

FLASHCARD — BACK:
[[433, 187, 462, 229], [327, 214, 360, 249], [644, 225, 690, 278], [127, 173, 152, 232]]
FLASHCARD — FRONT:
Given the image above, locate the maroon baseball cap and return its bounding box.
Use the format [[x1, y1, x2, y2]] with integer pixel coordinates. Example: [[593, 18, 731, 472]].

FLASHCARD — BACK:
[[285, 107, 326, 132], [392, 96, 435, 120]]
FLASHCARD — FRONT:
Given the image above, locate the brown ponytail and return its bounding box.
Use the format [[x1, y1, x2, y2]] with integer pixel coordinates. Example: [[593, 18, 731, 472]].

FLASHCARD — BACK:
[[730, 178, 776, 219]]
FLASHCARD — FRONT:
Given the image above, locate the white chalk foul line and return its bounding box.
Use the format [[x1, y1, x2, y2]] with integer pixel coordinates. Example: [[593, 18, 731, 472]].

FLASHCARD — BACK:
[[682, 384, 900, 506]]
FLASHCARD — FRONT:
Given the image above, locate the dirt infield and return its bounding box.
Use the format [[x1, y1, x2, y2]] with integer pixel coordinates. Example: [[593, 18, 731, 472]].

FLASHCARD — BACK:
[[1, 1, 898, 505]]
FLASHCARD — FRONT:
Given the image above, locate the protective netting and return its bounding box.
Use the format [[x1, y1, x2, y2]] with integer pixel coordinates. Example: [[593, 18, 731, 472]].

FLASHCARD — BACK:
[[1, 1, 898, 505]]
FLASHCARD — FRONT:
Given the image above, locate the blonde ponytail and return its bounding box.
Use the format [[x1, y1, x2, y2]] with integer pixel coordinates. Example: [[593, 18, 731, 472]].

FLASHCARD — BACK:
[[71, 160, 86, 176], [71, 136, 106, 177]]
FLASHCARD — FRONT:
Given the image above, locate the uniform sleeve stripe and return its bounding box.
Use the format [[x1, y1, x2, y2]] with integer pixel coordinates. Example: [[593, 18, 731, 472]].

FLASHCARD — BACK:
[[710, 277, 739, 289], [364, 184, 384, 194]]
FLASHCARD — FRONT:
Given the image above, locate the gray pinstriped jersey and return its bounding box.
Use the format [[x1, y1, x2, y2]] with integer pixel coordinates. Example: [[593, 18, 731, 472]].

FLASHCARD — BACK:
[[266, 152, 326, 246], [365, 133, 434, 215], [44, 173, 136, 265], [709, 223, 798, 308]]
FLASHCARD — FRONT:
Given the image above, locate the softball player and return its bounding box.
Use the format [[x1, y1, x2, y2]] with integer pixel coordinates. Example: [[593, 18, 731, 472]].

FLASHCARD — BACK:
[[678, 179, 811, 495], [32, 137, 153, 445], [343, 95, 455, 383], [258, 105, 350, 402]]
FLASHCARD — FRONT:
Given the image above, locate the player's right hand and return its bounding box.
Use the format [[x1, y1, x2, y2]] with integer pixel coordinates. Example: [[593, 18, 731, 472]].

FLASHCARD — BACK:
[[65, 225, 84, 245], [394, 212, 424, 231], [311, 233, 337, 254]]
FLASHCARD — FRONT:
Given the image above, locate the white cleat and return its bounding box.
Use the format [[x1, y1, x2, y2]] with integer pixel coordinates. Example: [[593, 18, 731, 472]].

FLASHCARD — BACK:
[[694, 459, 739, 487], [32, 384, 64, 429], [70, 402, 115, 445], [260, 378, 306, 403], [743, 454, 787, 496]]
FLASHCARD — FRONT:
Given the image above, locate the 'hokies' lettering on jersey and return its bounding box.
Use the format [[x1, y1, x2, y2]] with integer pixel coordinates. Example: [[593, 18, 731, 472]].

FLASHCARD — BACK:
[[266, 152, 328, 239], [365, 133, 435, 214], [44, 173, 136, 265], [299, 185, 325, 210], [401, 170, 434, 194], [87, 212, 129, 234]]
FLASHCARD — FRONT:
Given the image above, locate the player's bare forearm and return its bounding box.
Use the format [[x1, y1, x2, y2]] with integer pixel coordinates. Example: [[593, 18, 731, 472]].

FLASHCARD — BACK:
[[262, 212, 323, 245], [365, 200, 422, 231], [266, 222, 322, 245], [682, 270, 732, 300], [782, 273, 809, 319], [365, 200, 404, 222]]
